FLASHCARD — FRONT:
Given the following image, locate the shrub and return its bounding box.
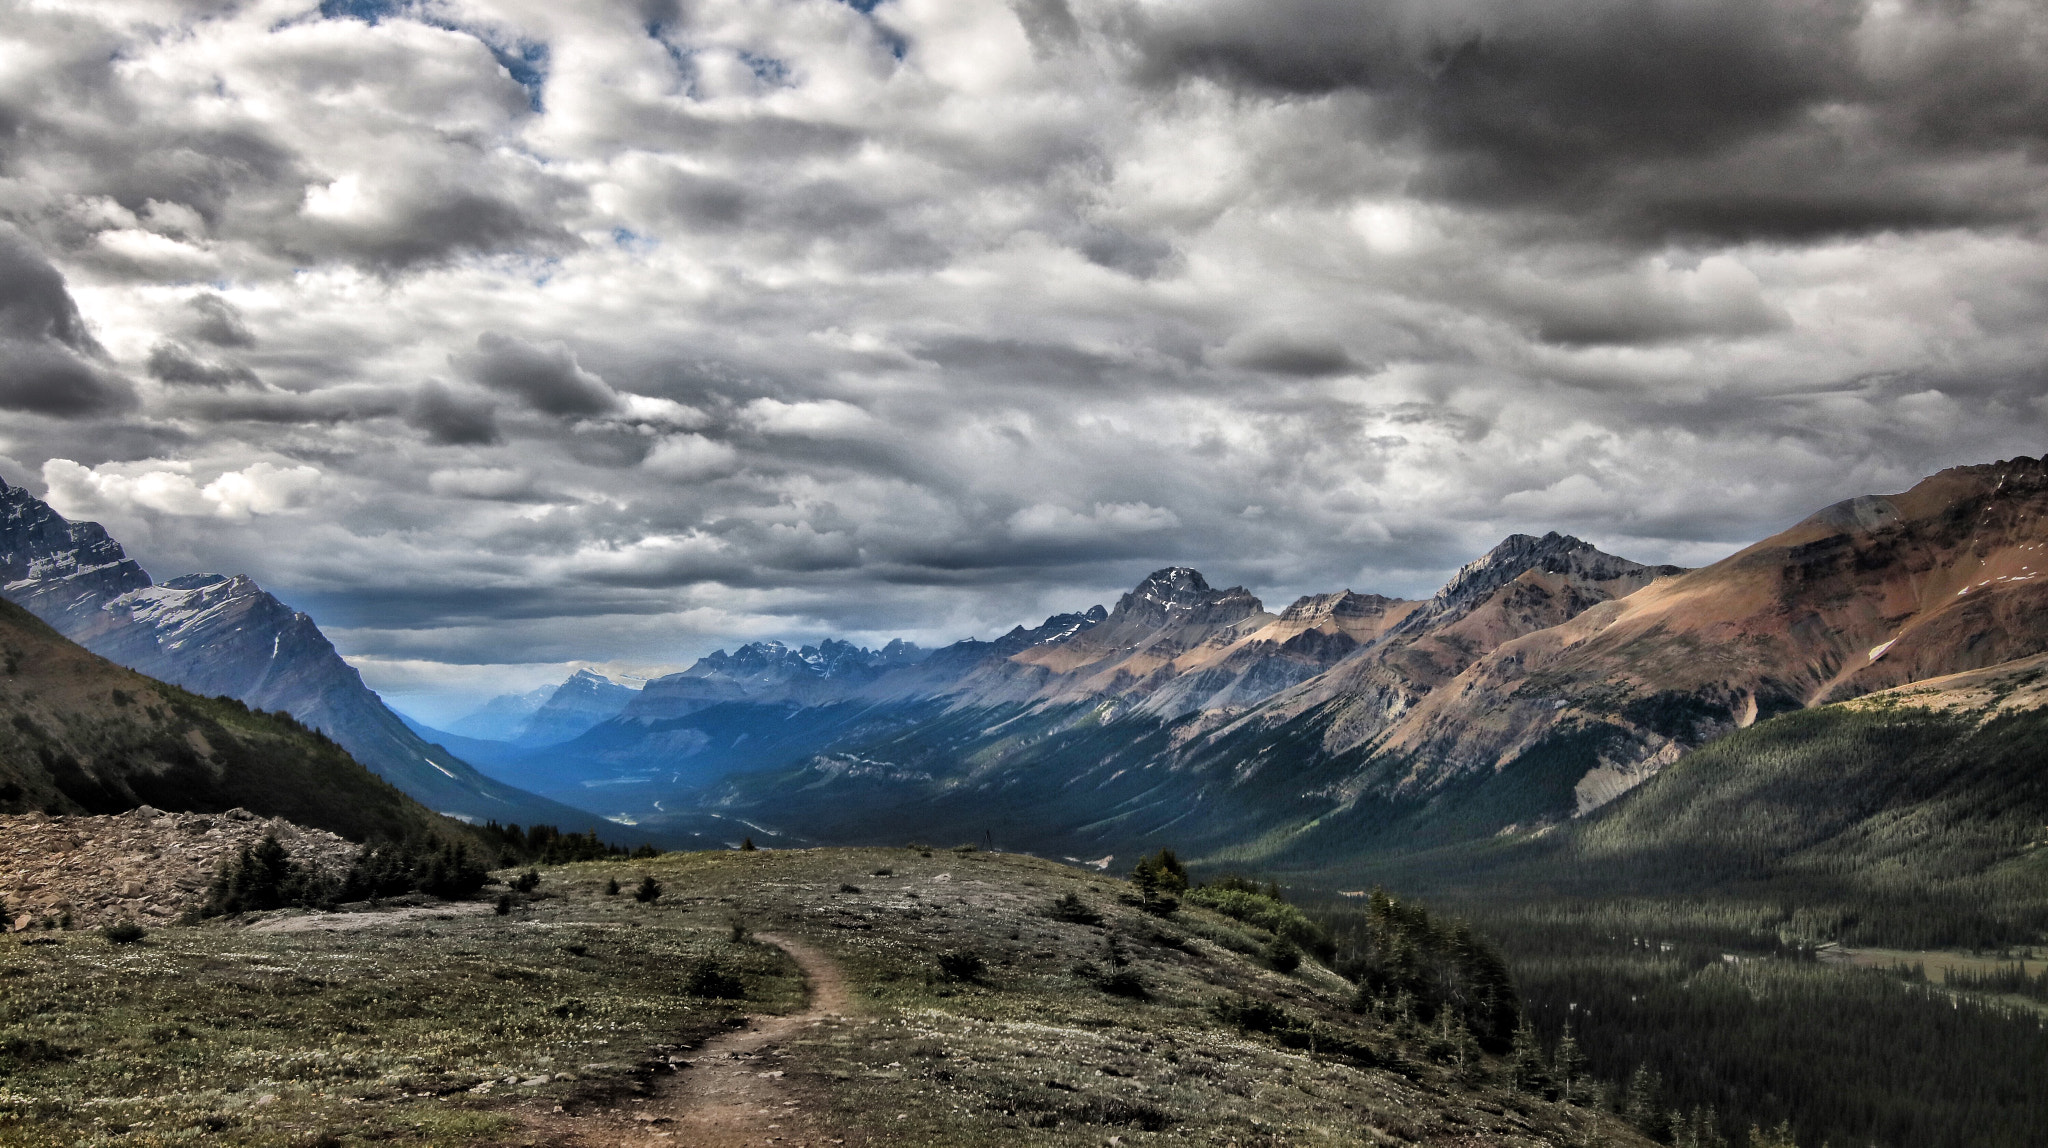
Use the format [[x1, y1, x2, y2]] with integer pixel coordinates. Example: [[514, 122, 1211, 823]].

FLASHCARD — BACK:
[[936, 949, 985, 981], [871, 867, 893, 877], [1266, 934, 1303, 974], [633, 875, 663, 903], [1098, 969, 1149, 999], [494, 893, 513, 915], [739, 836, 757, 852], [340, 837, 488, 902], [683, 959, 745, 999], [202, 834, 332, 917], [839, 883, 862, 894], [1131, 849, 1190, 896], [103, 920, 145, 945], [1049, 892, 1103, 927], [604, 877, 621, 895], [728, 916, 749, 943], [511, 869, 542, 893]]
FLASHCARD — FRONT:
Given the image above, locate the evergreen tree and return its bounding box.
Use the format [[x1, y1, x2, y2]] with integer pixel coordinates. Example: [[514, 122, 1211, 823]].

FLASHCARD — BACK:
[[1508, 1017, 1552, 1097], [1748, 1119, 1797, 1148], [1624, 1065, 1673, 1142], [633, 874, 663, 903], [1553, 1023, 1590, 1106]]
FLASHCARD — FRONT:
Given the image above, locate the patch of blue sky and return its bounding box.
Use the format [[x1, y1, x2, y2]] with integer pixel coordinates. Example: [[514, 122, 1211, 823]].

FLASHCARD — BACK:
[[611, 228, 659, 254], [645, 22, 700, 95], [739, 51, 792, 87], [830, 0, 908, 60], [318, 0, 549, 113]]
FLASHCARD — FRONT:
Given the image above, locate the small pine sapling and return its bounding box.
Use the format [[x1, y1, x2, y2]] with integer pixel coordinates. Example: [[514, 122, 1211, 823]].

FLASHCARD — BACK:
[[604, 877, 621, 896], [633, 875, 663, 903]]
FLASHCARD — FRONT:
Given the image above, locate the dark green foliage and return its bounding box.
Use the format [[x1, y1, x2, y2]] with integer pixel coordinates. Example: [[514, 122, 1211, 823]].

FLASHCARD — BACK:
[[604, 877, 621, 896], [479, 822, 632, 865], [1048, 891, 1103, 926], [1186, 878, 1333, 961], [633, 875, 662, 903], [871, 867, 893, 877], [339, 837, 488, 901], [1318, 889, 1521, 1053], [682, 958, 745, 999], [1623, 1064, 1672, 1141], [740, 836, 756, 851], [511, 869, 541, 893], [202, 834, 333, 916], [1211, 994, 1382, 1066], [838, 883, 861, 894], [726, 916, 748, 942], [1097, 969, 1149, 998], [1507, 1017, 1551, 1096], [494, 893, 512, 915], [1131, 848, 1189, 899], [102, 920, 145, 944], [935, 949, 985, 981], [1265, 934, 1302, 973], [1491, 903, 2048, 1148], [0, 1036, 76, 1072], [631, 844, 660, 859], [1552, 1023, 1590, 1105]]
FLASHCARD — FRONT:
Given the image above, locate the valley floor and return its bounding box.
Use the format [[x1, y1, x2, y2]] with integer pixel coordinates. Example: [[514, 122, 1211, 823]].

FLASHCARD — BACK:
[[0, 848, 1647, 1147]]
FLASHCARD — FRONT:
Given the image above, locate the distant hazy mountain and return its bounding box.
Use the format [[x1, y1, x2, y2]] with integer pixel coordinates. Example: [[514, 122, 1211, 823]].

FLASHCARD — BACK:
[[517, 669, 640, 747], [444, 685, 554, 742], [0, 476, 628, 839]]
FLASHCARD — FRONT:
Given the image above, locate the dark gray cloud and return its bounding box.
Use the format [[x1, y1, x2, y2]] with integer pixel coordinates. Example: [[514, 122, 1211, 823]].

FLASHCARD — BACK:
[[146, 341, 262, 388], [408, 381, 504, 445], [0, 226, 134, 416], [1130, 0, 2048, 241], [455, 333, 620, 417]]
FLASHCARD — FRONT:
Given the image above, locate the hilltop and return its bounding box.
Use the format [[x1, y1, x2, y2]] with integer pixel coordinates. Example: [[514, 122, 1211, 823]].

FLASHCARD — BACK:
[[0, 847, 1652, 1147]]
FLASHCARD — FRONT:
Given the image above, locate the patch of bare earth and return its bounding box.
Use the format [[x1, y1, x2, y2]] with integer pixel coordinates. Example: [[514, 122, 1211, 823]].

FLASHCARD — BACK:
[[534, 932, 854, 1147]]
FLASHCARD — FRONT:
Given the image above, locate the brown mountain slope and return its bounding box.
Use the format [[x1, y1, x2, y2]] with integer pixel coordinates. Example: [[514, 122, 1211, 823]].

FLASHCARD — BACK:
[[1380, 456, 2048, 811], [0, 596, 458, 843], [1205, 533, 1683, 761]]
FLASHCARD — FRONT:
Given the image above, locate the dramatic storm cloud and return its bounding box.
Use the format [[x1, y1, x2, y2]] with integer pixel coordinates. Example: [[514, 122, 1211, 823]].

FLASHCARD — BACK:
[[2, 0, 2045, 712]]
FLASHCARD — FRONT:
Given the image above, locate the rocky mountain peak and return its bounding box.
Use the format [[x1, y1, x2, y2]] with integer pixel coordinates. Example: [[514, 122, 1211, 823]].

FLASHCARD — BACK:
[[1112, 567, 1264, 627], [1402, 532, 1675, 633], [0, 476, 152, 631]]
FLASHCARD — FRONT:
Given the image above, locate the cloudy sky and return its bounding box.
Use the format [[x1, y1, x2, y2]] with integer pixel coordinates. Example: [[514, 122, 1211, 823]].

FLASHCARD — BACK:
[[3, 0, 2045, 719]]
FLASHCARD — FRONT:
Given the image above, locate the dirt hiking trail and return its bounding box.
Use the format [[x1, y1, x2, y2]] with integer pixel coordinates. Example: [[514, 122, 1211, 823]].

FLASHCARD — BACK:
[[540, 932, 854, 1147]]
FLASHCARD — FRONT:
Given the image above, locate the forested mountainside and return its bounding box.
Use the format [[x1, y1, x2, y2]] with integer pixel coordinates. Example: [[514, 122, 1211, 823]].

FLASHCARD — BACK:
[[0, 596, 453, 844], [0, 476, 629, 840]]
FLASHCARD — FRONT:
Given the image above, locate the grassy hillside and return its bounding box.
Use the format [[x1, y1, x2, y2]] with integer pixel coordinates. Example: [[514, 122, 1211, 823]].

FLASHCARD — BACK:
[[0, 847, 1652, 1147], [0, 597, 459, 844]]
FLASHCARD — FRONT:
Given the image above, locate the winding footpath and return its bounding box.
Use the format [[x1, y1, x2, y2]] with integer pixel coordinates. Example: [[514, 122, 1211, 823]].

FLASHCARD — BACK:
[[542, 932, 854, 1147]]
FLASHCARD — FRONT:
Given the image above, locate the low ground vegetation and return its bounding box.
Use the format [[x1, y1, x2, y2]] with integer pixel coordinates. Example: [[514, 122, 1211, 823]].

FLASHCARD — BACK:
[[0, 847, 1650, 1147]]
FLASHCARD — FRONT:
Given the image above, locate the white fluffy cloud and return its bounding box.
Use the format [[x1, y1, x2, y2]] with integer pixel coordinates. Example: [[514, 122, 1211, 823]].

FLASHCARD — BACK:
[[1, 0, 2046, 705]]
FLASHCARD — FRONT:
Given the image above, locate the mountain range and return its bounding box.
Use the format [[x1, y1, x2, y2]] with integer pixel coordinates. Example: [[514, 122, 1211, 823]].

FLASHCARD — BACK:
[[0, 476, 633, 840], [412, 457, 2048, 873]]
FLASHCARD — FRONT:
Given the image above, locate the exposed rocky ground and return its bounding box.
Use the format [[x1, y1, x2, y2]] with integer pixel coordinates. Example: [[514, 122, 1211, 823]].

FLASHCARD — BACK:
[[0, 806, 354, 930]]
